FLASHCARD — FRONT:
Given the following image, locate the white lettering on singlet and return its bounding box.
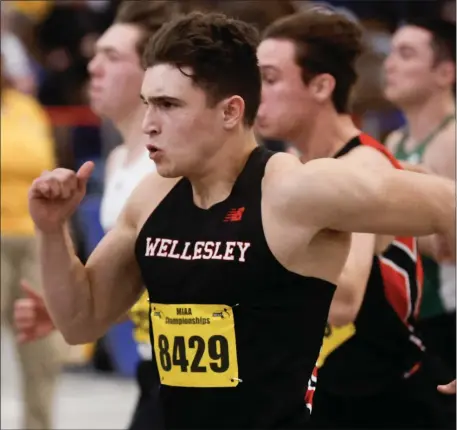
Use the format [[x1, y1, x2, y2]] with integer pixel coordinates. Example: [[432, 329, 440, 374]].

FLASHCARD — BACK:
[[145, 237, 251, 263]]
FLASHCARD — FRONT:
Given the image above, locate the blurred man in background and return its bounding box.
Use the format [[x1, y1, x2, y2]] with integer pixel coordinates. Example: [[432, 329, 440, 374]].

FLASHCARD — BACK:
[[15, 2, 178, 430], [90, 3, 176, 428], [384, 18, 456, 376], [1, 55, 64, 430], [256, 8, 455, 428]]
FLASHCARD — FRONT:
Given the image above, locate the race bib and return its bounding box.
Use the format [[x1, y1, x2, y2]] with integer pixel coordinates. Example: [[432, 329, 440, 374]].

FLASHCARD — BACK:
[[316, 323, 356, 368], [150, 303, 239, 388]]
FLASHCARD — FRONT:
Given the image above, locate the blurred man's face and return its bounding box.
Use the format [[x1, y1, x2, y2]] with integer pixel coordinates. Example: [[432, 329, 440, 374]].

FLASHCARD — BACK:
[[256, 39, 316, 142], [383, 25, 450, 106], [88, 23, 145, 122], [141, 64, 231, 178]]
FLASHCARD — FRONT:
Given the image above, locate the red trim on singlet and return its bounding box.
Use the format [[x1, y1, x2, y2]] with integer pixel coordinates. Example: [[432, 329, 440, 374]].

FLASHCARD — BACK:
[[304, 365, 318, 412], [358, 133, 424, 324], [414, 253, 424, 319], [358, 133, 403, 168], [379, 254, 412, 321], [404, 361, 422, 379]]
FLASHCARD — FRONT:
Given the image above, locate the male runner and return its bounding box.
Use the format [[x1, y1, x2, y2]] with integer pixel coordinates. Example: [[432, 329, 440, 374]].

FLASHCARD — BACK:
[[256, 8, 455, 428], [384, 18, 456, 374], [28, 12, 455, 429]]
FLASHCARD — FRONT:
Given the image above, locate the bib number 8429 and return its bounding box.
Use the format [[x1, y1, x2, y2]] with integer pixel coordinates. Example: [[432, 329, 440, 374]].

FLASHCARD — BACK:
[[151, 303, 239, 387], [158, 334, 229, 373]]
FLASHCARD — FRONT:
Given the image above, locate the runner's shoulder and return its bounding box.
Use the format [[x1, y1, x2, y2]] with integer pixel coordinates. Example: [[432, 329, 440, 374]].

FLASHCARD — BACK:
[[263, 151, 305, 201], [426, 122, 455, 153], [262, 152, 346, 214], [125, 172, 181, 229]]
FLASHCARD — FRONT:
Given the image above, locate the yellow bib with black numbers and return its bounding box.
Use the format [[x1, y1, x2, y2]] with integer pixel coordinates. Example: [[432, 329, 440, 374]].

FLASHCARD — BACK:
[[129, 292, 151, 344], [316, 323, 356, 368], [150, 303, 239, 388]]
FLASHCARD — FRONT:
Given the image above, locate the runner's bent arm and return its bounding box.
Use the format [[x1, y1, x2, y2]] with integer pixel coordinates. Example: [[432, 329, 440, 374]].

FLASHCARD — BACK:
[[38, 201, 144, 345], [282, 158, 455, 238]]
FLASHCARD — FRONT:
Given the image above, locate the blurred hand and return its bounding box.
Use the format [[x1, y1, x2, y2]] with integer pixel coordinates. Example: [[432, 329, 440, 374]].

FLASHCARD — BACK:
[[14, 280, 56, 343], [438, 380, 456, 395], [28, 161, 94, 234]]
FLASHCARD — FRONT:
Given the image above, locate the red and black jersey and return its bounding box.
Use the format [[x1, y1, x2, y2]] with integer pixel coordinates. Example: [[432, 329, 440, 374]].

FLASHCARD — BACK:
[[317, 133, 425, 395]]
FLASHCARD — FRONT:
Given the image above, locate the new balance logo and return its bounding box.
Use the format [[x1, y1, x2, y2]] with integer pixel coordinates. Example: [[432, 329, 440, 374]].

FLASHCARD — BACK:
[[224, 207, 245, 222]]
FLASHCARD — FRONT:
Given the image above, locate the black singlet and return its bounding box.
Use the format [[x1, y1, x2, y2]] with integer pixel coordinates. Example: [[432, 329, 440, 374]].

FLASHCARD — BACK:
[[135, 146, 335, 429], [316, 133, 425, 396]]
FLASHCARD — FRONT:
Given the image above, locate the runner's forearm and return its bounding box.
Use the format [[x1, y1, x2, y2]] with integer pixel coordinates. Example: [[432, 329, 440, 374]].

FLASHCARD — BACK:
[[37, 225, 96, 343]]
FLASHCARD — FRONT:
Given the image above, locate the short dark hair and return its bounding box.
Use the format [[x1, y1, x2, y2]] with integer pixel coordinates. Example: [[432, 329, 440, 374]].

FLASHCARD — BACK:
[[404, 18, 456, 65], [179, 0, 297, 33], [142, 11, 261, 126], [263, 8, 364, 114], [114, 0, 179, 59]]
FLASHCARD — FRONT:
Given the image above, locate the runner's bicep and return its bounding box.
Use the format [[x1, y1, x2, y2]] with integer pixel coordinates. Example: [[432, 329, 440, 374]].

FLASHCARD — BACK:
[[291, 159, 453, 237]]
